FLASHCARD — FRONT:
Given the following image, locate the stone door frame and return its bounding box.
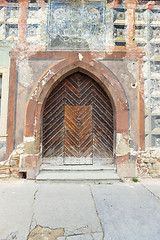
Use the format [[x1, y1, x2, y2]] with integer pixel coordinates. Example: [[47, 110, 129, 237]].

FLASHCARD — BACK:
[[6, 50, 145, 179], [22, 59, 129, 178]]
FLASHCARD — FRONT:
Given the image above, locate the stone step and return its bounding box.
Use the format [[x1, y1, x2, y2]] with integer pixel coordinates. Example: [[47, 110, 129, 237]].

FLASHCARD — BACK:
[[36, 165, 120, 183], [42, 157, 114, 166], [40, 164, 116, 172]]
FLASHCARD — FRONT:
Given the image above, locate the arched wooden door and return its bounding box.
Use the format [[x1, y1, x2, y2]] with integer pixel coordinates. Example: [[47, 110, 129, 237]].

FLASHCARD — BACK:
[[42, 72, 114, 165]]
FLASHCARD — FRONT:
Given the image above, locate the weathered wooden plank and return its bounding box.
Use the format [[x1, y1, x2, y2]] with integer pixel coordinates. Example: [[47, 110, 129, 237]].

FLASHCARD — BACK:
[[65, 80, 79, 96], [93, 104, 113, 127], [44, 135, 64, 157], [43, 107, 65, 130], [43, 101, 64, 124], [43, 113, 64, 139], [93, 95, 113, 118], [64, 106, 93, 164], [43, 85, 65, 116], [93, 122, 113, 144]]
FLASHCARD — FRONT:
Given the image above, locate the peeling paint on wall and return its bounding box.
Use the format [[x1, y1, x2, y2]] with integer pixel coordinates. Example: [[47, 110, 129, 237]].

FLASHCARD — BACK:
[[116, 133, 130, 156], [18, 60, 34, 88], [24, 137, 35, 143], [126, 61, 137, 81]]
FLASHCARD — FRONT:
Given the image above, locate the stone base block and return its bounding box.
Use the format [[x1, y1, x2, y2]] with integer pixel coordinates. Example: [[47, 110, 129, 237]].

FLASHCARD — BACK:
[[19, 154, 40, 179]]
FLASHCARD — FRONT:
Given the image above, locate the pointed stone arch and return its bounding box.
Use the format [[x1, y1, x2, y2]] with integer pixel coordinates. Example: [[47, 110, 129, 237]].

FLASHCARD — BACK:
[[22, 59, 129, 178]]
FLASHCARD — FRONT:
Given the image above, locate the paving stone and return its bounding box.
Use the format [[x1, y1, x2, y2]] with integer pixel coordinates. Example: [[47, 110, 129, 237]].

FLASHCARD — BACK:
[[92, 232, 103, 240], [34, 183, 102, 236], [0, 180, 160, 240], [0, 179, 37, 240], [66, 233, 93, 240], [57, 232, 103, 240], [141, 179, 160, 199], [91, 183, 160, 240]]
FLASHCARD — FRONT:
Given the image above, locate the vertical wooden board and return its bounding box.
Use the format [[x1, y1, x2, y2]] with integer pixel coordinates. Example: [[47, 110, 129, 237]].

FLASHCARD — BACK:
[[42, 82, 65, 158], [92, 81, 113, 159], [64, 105, 93, 165]]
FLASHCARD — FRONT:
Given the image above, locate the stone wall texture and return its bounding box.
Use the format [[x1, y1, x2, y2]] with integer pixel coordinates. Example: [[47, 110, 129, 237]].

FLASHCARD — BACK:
[[137, 148, 160, 178]]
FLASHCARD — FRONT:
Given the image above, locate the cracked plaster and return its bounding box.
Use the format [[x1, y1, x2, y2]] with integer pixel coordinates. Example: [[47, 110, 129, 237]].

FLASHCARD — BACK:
[[116, 133, 130, 156]]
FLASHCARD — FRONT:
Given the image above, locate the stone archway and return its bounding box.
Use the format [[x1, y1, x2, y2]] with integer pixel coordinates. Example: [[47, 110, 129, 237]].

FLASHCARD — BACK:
[[22, 60, 129, 179], [42, 72, 114, 166]]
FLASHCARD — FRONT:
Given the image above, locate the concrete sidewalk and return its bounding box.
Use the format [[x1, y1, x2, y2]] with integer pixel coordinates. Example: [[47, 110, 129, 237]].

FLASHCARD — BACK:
[[0, 179, 160, 240]]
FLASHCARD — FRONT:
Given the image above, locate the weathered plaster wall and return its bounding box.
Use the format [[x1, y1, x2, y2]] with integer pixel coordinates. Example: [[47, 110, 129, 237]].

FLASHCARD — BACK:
[[100, 60, 138, 148], [0, 0, 160, 178], [0, 48, 11, 67], [0, 65, 10, 162], [100, 59, 139, 173], [15, 59, 59, 146]]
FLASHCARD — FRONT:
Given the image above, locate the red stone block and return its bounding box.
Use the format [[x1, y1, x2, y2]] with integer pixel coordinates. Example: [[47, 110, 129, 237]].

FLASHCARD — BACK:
[[116, 110, 129, 132], [110, 0, 119, 8], [24, 155, 39, 169], [145, 1, 155, 9], [0, 0, 8, 6], [36, 0, 47, 7], [24, 124, 35, 137]]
